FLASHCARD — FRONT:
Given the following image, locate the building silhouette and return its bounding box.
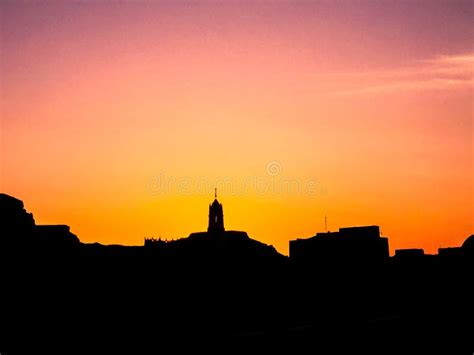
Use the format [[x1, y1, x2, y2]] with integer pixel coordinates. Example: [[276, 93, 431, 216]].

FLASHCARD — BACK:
[[289, 225, 389, 266], [141, 191, 283, 264], [144, 237, 166, 248], [395, 248, 425, 259], [0, 193, 78, 248], [439, 234, 474, 258], [208, 188, 224, 233]]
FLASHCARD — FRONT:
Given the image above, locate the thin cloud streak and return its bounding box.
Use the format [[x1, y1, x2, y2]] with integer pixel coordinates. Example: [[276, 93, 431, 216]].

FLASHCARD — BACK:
[[332, 53, 474, 96]]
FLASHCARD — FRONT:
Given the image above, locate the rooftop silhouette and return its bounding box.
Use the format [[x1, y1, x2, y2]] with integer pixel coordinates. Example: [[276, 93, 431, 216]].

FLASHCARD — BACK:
[[290, 225, 389, 267]]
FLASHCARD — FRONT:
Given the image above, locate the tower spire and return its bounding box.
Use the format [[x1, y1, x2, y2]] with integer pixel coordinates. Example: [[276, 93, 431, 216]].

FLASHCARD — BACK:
[[208, 188, 224, 233]]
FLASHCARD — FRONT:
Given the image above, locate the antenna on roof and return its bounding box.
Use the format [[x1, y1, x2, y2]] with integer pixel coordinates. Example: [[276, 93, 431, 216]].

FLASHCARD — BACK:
[[325, 215, 327, 232], [215, 187, 217, 199]]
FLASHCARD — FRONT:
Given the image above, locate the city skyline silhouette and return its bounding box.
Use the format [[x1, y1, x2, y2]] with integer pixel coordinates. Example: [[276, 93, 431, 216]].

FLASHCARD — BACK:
[[1, 192, 473, 352], [2, 1, 472, 256]]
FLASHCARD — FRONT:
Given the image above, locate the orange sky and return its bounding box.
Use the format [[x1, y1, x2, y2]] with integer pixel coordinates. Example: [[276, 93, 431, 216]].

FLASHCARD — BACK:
[[1, 1, 472, 255]]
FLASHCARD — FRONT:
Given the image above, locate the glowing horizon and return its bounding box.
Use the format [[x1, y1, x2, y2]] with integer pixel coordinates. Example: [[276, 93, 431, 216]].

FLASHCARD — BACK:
[[1, 1, 472, 255]]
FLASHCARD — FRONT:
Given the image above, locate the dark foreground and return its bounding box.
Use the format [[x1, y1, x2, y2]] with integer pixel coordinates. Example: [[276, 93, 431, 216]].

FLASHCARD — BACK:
[[1, 240, 472, 354], [1, 192, 472, 353]]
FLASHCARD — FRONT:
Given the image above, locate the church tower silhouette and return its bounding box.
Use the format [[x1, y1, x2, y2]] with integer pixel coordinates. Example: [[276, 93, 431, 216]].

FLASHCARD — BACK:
[[208, 188, 224, 233]]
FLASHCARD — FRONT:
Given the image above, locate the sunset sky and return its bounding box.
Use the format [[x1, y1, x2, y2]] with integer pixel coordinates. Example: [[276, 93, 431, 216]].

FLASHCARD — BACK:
[[1, 1, 472, 255]]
